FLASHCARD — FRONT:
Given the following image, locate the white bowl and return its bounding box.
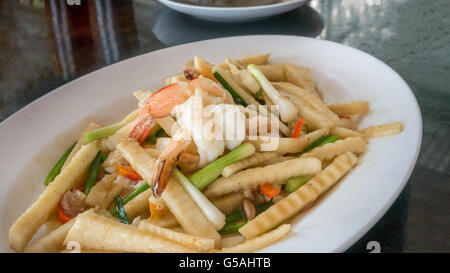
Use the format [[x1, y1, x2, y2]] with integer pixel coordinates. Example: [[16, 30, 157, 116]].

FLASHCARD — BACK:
[[158, 0, 308, 22], [0, 35, 422, 252]]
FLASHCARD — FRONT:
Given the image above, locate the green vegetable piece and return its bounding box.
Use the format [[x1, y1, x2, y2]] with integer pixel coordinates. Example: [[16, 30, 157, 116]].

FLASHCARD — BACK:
[[84, 123, 124, 143], [189, 143, 255, 191], [143, 128, 169, 145], [253, 91, 263, 99], [114, 196, 130, 224], [224, 202, 272, 224], [297, 135, 339, 156], [123, 183, 150, 205], [84, 151, 103, 195], [44, 142, 77, 185], [247, 64, 280, 104], [284, 175, 313, 193], [111, 182, 150, 217], [225, 210, 245, 224], [219, 221, 246, 234], [100, 153, 107, 163], [213, 71, 248, 106], [255, 202, 272, 215]]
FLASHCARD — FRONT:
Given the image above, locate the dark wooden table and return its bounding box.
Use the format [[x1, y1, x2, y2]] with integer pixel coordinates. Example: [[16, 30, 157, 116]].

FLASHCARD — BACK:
[[0, 0, 449, 252]]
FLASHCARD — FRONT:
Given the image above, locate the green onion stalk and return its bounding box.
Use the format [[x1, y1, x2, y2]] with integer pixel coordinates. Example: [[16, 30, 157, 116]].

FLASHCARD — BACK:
[[297, 135, 339, 156], [213, 71, 248, 107], [114, 196, 130, 224], [284, 175, 313, 193], [220, 202, 272, 234], [111, 183, 150, 218], [84, 151, 104, 195], [189, 143, 256, 191], [44, 142, 77, 185], [84, 110, 139, 143]]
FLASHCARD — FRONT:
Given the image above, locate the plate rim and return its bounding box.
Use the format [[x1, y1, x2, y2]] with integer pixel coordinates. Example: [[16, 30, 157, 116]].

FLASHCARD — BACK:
[[0, 35, 423, 252], [158, 0, 307, 12]]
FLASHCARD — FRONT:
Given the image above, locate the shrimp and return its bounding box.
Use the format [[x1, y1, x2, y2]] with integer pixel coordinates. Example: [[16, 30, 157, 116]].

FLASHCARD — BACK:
[[128, 77, 233, 197], [128, 81, 192, 143], [151, 127, 191, 198], [129, 78, 232, 143]]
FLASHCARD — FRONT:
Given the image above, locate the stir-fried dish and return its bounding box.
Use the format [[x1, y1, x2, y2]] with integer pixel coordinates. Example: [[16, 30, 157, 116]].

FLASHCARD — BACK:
[[9, 53, 403, 253]]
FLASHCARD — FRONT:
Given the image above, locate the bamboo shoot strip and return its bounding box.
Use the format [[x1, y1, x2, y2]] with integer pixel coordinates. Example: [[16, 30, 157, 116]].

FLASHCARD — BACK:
[[203, 157, 321, 198], [239, 152, 358, 239], [221, 224, 291, 253], [138, 221, 214, 251], [299, 137, 366, 161], [24, 218, 76, 253], [63, 123, 101, 169], [162, 176, 222, 248], [174, 169, 225, 230], [221, 152, 278, 178], [64, 210, 197, 253], [115, 139, 157, 219], [9, 142, 98, 252]]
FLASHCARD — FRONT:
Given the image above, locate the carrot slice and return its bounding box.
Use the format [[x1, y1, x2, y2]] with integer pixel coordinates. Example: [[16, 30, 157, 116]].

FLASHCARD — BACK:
[[58, 204, 72, 224], [259, 183, 281, 199], [290, 118, 305, 138], [113, 164, 143, 181], [149, 201, 165, 221]]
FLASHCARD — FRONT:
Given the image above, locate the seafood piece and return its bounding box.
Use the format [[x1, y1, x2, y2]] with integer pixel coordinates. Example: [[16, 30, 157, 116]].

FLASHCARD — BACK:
[[129, 78, 233, 197], [128, 78, 232, 143], [151, 127, 192, 198]]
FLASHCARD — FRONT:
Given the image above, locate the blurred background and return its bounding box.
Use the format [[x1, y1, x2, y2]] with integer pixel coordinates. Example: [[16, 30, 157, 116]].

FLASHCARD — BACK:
[[0, 0, 448, 252]]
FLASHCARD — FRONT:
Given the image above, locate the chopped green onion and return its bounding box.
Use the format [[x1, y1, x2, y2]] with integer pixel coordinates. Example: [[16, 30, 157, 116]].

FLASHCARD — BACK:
[[44, 142, 77, 185], [219, 221, 246, 234], [189, 143, 256, 191], [114, 196, 130, 224], [123, 183, 150, 205], [225, 210, 245, 224], [213, 71, 248, 106], [111, 182, 150, 217], [225, 202, 272, 224], [84, 151, 103, 195], [297, 135, 339, 156], [255, 202, 272, 215], [143, 127, 169, 145], [100, 153, 107, 163], [174, 168, 225, 230], [247, 64, 298, 123], [284, 175, 313, 193], [84, 123, 124, 143], [84, 110, 139, 143], [247, 64, 279, 102], [253, 91, 263, 99]]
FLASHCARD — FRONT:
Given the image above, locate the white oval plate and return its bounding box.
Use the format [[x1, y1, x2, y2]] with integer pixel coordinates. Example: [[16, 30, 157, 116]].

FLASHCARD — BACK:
[[158, 0, 308, 22], [0, 35, 421, 252]]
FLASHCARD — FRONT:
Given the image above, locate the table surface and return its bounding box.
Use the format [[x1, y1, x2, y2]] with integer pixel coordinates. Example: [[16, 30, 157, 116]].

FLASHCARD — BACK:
[[0, 0, 448, 253]]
